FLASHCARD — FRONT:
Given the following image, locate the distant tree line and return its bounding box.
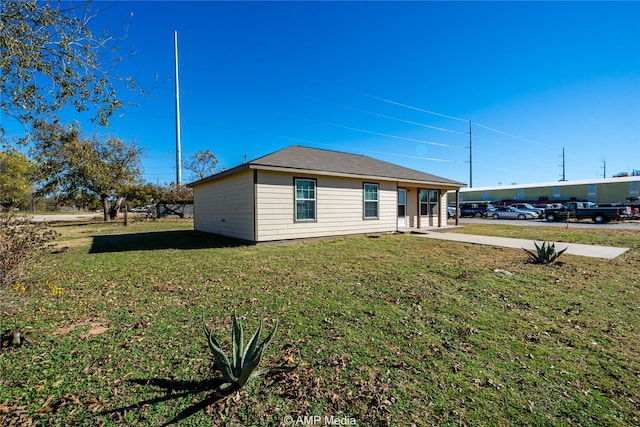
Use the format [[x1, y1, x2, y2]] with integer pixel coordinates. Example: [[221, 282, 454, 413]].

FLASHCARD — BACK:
[[613, 170, 640, 178]]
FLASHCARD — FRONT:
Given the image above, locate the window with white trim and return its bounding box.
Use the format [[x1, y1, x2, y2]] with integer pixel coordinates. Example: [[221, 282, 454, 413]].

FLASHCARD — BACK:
[[363, 183, 379, 219], [295, 178, 316, 221]]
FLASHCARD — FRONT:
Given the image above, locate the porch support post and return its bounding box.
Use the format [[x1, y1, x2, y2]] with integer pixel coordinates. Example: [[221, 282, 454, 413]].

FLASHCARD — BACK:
[[416, 188, 421, 229], [438, 191, 443, 228], [455, 189, 460, 226]]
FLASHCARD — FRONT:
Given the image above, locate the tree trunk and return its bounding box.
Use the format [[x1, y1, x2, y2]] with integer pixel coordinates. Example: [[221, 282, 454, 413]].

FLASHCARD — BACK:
[[101, 196, 109, 222], [109, 197, 125, 220]]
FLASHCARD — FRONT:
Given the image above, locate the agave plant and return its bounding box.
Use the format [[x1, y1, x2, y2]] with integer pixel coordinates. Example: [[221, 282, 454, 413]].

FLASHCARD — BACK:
[[1, 327, 35, 350], [523, 241, 568, 264], [203, 312, 281, 393]]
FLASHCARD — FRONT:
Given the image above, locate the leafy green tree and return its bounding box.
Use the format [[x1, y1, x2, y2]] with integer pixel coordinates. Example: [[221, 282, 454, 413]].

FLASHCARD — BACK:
[[73, 189, 101, 212], [0, 0, 132, 140], [184, 149, 219, 181], [0, 150, 36, 210], [30, 120, 143, 221], [122, 182, 163, 209], [161, 182, 193, 202]]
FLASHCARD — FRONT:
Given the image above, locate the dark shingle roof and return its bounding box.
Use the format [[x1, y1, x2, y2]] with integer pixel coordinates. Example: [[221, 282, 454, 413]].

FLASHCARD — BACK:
[[189, 146, 465, 187]]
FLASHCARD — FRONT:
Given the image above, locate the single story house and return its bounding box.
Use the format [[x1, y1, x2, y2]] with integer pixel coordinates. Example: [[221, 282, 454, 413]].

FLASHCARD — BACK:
[[188, 146, 465, 243]]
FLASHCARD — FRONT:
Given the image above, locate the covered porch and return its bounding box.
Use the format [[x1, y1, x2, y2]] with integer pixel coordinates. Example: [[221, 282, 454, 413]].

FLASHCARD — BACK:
[[395, 184, 461, 231]]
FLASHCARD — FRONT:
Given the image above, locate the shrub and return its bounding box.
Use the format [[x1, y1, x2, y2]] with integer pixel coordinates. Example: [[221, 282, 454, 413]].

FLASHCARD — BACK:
[[523, 241, 567, 264], [0, 213, 58, 290]]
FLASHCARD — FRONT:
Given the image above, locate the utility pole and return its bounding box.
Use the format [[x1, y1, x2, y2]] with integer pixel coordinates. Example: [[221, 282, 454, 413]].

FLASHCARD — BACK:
[[468, 120, 473, 188], [601, 160, 606, 179], [559, 147, 566, 181], [174, 30, 182, 187]]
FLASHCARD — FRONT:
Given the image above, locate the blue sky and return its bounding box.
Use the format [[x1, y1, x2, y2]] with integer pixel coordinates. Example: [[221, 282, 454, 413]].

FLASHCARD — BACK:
[[6, 1, 640, 187]]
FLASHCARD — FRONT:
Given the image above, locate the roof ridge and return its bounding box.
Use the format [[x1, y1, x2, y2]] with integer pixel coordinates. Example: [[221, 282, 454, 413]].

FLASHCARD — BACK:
[[250, 145, 370, 164]]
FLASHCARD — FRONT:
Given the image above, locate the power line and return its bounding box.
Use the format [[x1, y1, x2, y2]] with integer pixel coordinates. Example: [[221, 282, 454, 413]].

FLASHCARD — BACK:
[[331, 123, 457, 148], [344, 105, 468, 136], [473, 122, 552, 147], [348, 89, 554, 148], [285, 115, 460, 149], [349, 90, 468, 122]]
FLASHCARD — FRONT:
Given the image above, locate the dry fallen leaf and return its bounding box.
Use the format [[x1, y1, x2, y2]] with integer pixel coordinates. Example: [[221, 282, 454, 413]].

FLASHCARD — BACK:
[[42, 394, 55, 407]]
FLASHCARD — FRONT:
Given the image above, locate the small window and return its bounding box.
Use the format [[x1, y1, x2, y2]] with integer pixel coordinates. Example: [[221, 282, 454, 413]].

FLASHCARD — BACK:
[[364, 183, 379, 219], [420, 190, 429, 215], [295, 178, 316, 221], [420, 189, 439, 216]]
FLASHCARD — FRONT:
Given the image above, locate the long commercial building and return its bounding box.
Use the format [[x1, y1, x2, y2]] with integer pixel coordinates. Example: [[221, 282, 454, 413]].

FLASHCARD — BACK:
[[449, 176, 640, 205]]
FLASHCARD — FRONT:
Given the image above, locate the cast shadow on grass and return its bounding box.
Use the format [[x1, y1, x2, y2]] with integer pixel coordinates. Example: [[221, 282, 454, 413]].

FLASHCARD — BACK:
[[89, 230, 246, 253], [99, 378, 236, 426]]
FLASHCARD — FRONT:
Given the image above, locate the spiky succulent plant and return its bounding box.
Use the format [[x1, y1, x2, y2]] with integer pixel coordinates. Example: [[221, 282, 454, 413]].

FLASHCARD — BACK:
[[523, 241, 567, 264], [202, 312, 279, 392]]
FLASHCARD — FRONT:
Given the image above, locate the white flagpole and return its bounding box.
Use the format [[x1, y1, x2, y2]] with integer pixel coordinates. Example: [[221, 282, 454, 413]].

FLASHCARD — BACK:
[[174, 30, 182, 187]]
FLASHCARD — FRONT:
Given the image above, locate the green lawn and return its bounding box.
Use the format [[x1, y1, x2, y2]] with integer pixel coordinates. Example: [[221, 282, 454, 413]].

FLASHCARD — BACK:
[[1, 219, 639, 426]]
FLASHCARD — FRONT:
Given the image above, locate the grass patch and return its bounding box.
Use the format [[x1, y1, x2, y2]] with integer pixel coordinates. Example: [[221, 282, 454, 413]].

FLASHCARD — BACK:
[[1, 220, 639, 425]]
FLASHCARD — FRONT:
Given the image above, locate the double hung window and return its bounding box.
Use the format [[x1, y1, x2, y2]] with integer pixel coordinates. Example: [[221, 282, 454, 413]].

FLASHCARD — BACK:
[[364, 183, 379, 219], [295, 178, 316, 221]]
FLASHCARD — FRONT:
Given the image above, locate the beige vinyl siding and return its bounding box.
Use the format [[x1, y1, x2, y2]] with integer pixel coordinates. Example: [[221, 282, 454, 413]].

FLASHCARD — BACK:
[[438, 191, 447, 226], [256, 170, 397, 242], [405, 188, 418, 228], [193, 169, 254, 241]]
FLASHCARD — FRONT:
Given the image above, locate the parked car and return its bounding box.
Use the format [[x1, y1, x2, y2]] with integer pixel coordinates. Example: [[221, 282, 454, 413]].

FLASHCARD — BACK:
[[545, 202, 630, 223], [447, 206, 461, 218], [460, 203, 489, 218], [510, 203, 544, 218], [534, 203, 556, 211], [488, 206, 536, 220]]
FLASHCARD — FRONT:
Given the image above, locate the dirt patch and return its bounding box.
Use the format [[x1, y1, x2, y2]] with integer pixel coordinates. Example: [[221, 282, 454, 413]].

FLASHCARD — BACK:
[[55, 319, 110, 338]]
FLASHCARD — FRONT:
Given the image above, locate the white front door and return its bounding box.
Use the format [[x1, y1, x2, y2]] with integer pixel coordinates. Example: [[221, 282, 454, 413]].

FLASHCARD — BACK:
[[397, 189, 407, 228]]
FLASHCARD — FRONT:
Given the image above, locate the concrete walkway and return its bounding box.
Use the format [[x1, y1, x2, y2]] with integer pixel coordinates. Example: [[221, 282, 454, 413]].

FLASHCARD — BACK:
[[415, 231, 630, 260]]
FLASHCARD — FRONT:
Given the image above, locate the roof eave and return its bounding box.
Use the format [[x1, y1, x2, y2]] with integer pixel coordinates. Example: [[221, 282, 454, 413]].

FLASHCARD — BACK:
[[188, 163, 465, 189], [186, 163, 251, 187], [252, 165, 465, 188]]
